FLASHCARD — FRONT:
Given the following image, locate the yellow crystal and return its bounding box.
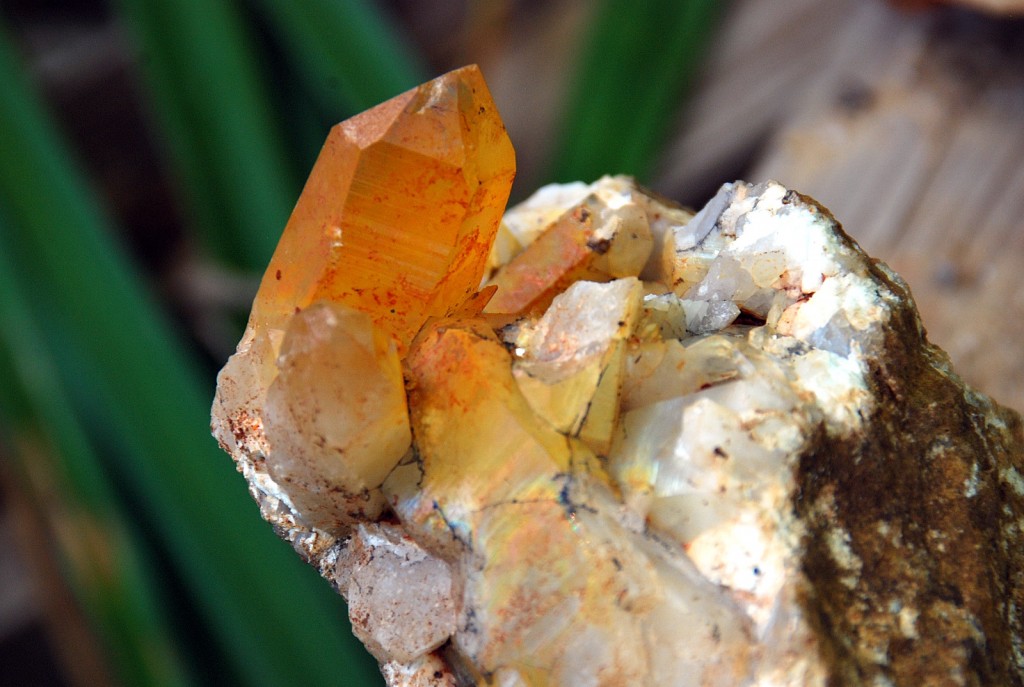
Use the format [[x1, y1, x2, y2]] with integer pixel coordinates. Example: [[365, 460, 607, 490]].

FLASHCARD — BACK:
[[250, 64, 515, 353], [384, 316, 575, 556], [511, 278, 644, 455], [485, 189, 653, 315]]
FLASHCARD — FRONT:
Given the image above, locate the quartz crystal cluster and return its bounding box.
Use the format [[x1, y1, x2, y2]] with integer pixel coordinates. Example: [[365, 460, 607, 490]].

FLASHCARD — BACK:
[[212, 66, 1024, 686]]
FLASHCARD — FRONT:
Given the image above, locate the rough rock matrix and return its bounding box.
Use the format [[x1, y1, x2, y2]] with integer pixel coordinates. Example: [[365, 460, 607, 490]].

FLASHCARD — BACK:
[[212, 66, 1024, 686]]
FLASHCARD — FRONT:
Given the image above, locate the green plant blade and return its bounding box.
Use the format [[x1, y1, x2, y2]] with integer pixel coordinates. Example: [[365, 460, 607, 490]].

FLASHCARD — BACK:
[[112, 0, 298, 270], [0, 218, 192, 687], [547, 0, 722, 184], [0, 23, 381, 687], [247, 0, 425, 117]]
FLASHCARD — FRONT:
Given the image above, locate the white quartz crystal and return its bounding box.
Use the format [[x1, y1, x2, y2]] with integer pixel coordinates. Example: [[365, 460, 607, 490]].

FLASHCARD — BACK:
[[339, 523, 457, 663]]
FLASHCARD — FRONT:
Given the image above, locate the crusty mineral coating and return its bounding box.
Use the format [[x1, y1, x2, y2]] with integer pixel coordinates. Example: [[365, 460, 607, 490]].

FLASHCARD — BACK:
[[211, 75, 1023, 687]]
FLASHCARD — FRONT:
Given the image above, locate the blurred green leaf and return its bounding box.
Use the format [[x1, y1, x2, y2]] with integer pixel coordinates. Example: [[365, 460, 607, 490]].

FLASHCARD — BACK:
[[0, 217, 191, 687], [112, 0, 298, 270], [0, 21, 381, 687], [548, 0, 722, 184], [247, 0, 426, 116]]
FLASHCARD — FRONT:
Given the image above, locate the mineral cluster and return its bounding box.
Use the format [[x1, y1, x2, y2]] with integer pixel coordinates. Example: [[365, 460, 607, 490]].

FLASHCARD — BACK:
[[212, 66, 1024, 686]]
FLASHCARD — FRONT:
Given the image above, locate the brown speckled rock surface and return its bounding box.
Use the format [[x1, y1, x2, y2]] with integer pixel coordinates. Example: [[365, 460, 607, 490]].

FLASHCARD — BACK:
[[796, 257, 1024, 686]]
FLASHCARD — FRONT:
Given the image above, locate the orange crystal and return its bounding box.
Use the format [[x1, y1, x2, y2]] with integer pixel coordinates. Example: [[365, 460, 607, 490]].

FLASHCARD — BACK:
[[249, 65, 515, 352]]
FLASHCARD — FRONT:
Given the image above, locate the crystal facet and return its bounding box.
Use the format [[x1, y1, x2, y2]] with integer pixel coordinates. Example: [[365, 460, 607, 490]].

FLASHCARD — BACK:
[[251, 64, 514, 353]]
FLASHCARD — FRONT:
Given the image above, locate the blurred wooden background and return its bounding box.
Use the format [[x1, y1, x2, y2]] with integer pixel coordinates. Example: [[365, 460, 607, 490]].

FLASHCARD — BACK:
[[1, 0, 1022, 684]]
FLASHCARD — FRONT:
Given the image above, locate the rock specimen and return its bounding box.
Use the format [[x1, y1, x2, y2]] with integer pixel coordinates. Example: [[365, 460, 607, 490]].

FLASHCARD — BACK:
[[212, 66, 1024, 686]]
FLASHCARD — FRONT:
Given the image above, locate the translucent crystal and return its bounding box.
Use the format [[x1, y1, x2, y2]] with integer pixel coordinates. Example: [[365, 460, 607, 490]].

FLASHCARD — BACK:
[[338, 522, 457, 663], [262, 303, 408, 530], [511, 278, 642, 454], [250, 64, 514, 352], [484, 176, 655, 315]]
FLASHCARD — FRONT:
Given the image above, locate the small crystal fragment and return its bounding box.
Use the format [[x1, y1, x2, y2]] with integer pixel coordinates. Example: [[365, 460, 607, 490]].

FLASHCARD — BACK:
[[263, 303, 408, 530], [339, 522, 457, 663], [484, 176, 655, 315], [512, 278, 642, 453]]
